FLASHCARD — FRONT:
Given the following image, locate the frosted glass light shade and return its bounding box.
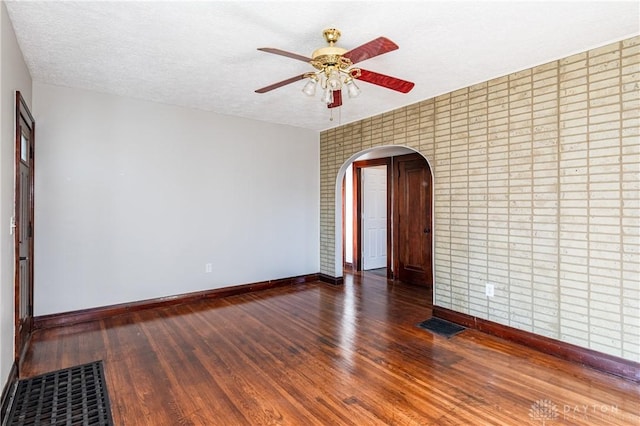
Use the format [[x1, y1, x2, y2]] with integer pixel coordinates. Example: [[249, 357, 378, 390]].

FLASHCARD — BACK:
[[346, 79, 361, 98], [327, 70, 342, 90], [302, 78, 318, 96], [321, 87, 334, 104]]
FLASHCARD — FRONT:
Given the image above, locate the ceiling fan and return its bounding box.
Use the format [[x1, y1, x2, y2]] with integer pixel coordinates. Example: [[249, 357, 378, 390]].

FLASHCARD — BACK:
[[255, 28, 415, 109]]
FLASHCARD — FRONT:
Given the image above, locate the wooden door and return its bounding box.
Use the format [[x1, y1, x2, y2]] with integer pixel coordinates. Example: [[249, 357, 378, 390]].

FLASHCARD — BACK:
[[14, 92, 35, 368], [362, 166, 387, 270], [394, 153, 432, 294]]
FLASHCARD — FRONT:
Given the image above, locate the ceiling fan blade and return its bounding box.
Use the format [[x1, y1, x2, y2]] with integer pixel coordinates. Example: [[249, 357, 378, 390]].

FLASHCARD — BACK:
[[357, 69, 415, 93], [258, 48, 312, 63], [343, 37, 398, 64], [327, 90, 342, 109], [255, 74, 307, 94]]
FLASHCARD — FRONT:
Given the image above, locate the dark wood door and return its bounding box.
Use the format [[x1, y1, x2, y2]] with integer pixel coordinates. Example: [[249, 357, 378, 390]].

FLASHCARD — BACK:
[[15, 92, 35, 369], [394, 153, 432, 294]]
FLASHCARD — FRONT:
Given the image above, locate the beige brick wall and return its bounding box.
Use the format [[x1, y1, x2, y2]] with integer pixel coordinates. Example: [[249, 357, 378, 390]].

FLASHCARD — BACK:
[[320, 36, 640, 361]]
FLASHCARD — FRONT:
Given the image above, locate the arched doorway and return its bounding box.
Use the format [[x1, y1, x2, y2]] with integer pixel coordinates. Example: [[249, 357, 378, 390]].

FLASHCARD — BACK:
[[335, 146, 434, 300]]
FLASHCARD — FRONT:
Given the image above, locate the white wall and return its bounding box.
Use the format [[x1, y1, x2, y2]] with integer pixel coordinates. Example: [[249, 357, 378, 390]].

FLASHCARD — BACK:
[[33, 82, 319, 316], [1, 0, 32, 390]]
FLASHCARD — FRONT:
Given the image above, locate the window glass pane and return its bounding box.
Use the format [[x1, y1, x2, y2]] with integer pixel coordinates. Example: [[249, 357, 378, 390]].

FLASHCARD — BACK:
[[21, 134, 28, 162]]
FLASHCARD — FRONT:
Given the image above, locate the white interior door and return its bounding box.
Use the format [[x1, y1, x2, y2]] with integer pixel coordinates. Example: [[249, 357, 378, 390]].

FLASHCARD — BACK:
[[362, 166, 387, 270]]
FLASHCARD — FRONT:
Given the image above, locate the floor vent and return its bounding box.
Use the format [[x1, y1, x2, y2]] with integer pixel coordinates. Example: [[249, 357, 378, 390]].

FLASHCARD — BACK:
[[4, 361, 113, 426], [417, 317, 466, 338]]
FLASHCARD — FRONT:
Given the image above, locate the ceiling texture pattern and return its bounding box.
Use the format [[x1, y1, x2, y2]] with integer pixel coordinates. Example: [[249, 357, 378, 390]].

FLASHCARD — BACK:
[[5, 1, 639, 131]]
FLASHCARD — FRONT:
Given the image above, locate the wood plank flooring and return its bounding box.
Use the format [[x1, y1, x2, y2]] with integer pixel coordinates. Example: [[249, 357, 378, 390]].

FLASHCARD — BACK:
[[21, 273, 640, 425]]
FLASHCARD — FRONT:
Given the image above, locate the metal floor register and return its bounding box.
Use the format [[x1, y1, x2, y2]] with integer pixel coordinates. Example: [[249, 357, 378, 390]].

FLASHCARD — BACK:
[[3, 361, 113, 426]]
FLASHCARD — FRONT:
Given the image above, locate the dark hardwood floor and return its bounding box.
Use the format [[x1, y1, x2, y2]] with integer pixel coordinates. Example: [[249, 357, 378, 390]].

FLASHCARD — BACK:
[[21, 272, 640, 425]]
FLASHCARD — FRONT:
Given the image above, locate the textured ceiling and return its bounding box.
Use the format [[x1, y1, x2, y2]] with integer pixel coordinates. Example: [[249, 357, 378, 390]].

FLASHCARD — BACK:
[[5, 1, 639, 132]]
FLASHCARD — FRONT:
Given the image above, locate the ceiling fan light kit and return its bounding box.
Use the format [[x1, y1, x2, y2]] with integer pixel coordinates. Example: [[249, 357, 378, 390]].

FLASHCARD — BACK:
[[256, 28, 415, 116]]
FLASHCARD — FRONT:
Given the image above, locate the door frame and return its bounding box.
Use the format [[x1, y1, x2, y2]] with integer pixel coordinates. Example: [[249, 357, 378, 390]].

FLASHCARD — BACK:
[[351, 158, 392, 277], [14, 91, 35, 367]]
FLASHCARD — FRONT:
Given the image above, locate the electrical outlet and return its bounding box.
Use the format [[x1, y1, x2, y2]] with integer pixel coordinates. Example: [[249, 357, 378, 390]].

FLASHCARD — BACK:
[[485, 283, 495, 298], [205, 263, 213, 273]]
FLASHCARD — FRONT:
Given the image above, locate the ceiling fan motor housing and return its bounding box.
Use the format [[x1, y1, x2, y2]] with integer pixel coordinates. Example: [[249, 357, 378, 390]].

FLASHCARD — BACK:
[[311, 28, 352, 72]]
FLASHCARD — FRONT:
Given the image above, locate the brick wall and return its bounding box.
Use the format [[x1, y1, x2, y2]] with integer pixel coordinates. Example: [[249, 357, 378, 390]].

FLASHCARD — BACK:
[[320, 36, 639, 361]]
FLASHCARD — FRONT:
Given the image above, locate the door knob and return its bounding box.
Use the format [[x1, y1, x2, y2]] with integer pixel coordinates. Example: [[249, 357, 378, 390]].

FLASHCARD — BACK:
[[424, 228, 431, 234]]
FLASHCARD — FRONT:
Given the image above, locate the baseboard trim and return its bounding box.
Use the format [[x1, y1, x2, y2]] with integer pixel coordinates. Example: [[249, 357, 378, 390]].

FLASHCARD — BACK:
[[319, 274, 344, 285], [433, 306, 640, 383], [34, 273, 319, 330], [1, 361, 18, 421]]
